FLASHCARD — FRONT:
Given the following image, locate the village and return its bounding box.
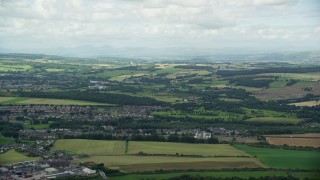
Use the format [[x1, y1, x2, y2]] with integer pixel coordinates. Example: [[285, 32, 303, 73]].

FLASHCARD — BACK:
[[0, 105, 167, 122]]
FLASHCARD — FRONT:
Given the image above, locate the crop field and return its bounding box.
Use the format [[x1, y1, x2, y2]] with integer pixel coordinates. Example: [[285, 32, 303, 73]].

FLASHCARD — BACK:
[[234, 144, 320, 169], [0, 150, 37, 165], [246, 117, 303, 125], [265, 133, 320, 148], [111, 170, 291, 180], [75, 156, 262, 172], [128, 142, 248, 156], [290, 100, 320, 107], [52, 139, 126, 155], [0, 96, 112, 106]]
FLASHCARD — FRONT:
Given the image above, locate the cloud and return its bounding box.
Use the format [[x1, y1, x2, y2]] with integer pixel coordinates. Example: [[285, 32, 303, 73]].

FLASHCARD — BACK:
[[0, 0, 318, 53]]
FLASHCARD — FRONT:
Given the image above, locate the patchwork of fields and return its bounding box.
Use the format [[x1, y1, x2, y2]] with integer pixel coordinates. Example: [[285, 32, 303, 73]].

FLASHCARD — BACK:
[[53, 139, 263, 172]]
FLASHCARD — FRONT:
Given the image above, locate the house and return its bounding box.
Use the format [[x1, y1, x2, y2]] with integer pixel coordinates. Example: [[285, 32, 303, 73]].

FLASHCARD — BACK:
[[82, 167, 96, 175]]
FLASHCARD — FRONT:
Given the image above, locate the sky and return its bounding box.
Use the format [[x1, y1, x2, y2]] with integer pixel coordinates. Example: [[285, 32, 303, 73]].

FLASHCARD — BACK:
[[0, 0, 319, 56]]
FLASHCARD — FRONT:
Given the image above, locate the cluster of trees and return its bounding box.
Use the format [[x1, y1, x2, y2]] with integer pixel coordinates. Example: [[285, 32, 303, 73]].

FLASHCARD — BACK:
[[227, 76, 275, 88], [0, 121, 23, 138], [20, 91, 168, 106]]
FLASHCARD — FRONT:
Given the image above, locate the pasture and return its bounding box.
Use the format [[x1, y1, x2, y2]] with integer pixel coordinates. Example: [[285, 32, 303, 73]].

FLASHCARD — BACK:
[[0, 150, 37, 165], [234, 144, 320, 169], [0, 96, 112, 106]]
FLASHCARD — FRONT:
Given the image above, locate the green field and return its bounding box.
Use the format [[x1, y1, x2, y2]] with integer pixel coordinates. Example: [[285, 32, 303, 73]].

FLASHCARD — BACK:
[[52, 139, 126, 155], [234, 144, 320, 169], [0, 150, 37, 165], [246, 117, 303, 125], [23, 123, 50, 129], [0, 137, 15, 144], [0, 64, 32, 71], [128, 142, 248, 156], [111, 170, 290, 180], [0, 97, 113, 106]]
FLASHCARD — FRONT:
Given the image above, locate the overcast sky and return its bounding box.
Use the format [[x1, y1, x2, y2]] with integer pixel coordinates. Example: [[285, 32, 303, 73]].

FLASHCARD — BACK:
[[0, 0, 319, 55]]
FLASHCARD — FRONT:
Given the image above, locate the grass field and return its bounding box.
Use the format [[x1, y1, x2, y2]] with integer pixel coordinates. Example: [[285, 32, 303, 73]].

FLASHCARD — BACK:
[[128, 142, 248, 157], [246, 117, 302, 125], [0, 97, 113, 106], [0, 150, 37, 165], [52, 139, 126, 155], [234, 144, 320, 169], [111, 170, 289, 180]]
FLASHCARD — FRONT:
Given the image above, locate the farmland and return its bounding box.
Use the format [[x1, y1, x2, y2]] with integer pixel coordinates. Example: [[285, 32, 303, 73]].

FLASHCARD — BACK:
[[234, 144, 320, 169], [1, 54, 320, 179]]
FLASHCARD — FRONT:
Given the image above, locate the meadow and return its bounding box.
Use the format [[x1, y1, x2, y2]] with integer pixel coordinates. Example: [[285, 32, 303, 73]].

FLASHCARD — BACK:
[[234, 144, 320, 169]]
